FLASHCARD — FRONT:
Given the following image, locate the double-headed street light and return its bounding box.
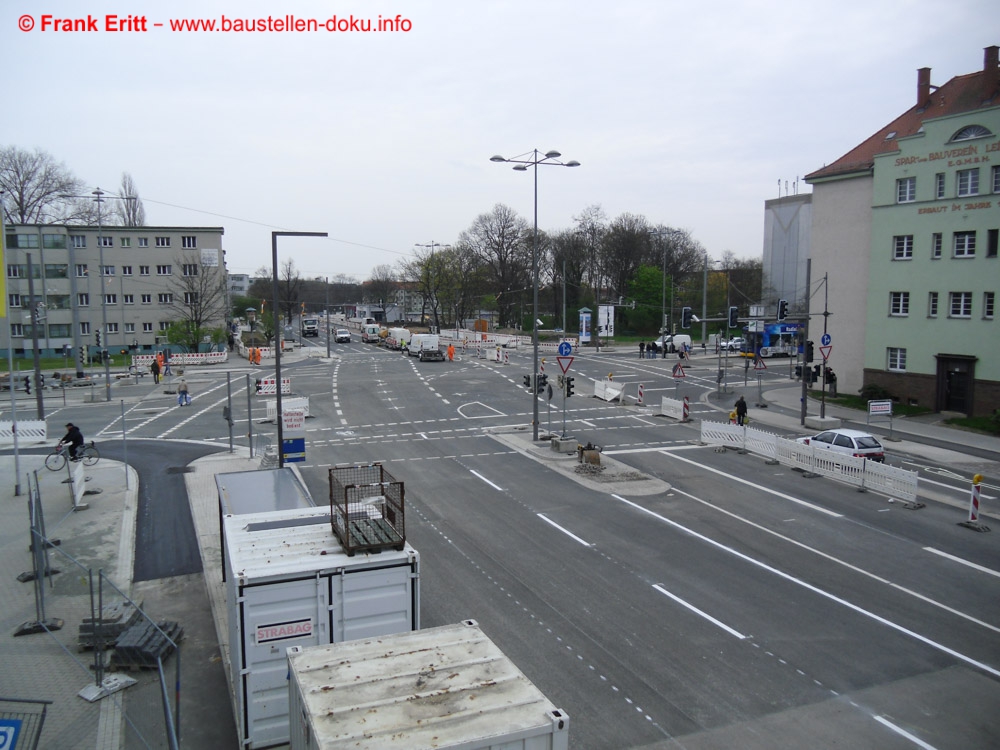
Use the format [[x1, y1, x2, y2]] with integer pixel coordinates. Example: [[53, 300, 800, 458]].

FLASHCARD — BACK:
[[490, 149, 580, 441]]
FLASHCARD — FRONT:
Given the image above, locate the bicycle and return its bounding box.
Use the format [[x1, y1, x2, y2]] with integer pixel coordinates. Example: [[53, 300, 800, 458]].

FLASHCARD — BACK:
[[45, 441, 100, 471]]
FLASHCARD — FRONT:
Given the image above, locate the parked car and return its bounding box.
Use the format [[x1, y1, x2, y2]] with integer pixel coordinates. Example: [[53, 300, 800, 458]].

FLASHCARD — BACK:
[[796, 429, 885, 462], [722, 337, 747, 352], [335, 329, 352, 343]]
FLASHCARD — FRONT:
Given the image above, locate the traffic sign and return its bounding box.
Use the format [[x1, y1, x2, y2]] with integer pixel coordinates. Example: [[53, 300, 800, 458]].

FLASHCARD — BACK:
[[753, 357, 767, 371], [820, 345, 832, 361], [557, 356, 574, 374], [671, 362, 686, 378], [821, 333, 832, 346], [558, 341, 572, 356]]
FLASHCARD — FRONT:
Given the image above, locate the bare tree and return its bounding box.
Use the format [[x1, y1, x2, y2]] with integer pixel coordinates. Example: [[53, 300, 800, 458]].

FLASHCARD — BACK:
[[459, 204, 531, 328], [112, 172, 146, 226], [399, 246, 449, 330], [366, 264, 397, 313], [166, 254, 229, 352], [0, 145, 84, 224], [573, 203, 607, 301], [601, 212, 652, 302]]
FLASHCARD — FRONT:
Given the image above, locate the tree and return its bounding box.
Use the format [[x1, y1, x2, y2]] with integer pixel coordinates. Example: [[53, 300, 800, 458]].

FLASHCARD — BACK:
[[601, 212, 652, 304], [400, 246, 449, 330], [459, 204, 531, 329], [548, 229, 588, 330], [112, 172, 146, 226], [366, 264, 397, 314], [166, 253, 229, 351], [0, 145, 84, 224], [573, 203, 607, 302]]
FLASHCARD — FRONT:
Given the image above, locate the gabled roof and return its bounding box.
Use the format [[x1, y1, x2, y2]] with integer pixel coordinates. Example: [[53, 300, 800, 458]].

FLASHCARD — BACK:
[[806, 54, 999, 182]]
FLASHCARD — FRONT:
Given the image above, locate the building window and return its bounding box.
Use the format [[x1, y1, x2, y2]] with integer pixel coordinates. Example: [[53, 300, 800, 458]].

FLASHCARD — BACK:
[[44, 263, 68, 279], [928, 291, 938, 317], [932, 233, 942, 259], [139, 265, 150, 276], [6, 234, 39, 249], [122, 265, 132, 275], [985, 292, 996, 320], [159, 321, 170, 332], [123, 294, 134, 305], [141, 294, 152, 304], [103, 294, 117, 305], [993, 165, 1000, 194], [10, 324, 23, 337], [120, 237, 131, 248], [889, 292, 909, 316], [949, 292, 973, 318], [156, 265, 172, 276], [42, 234, 67, 249], [78, 293, 90, 306], [182, 264, 199, 276], [951, 124, 993, 141], [155, 237, 170, 248], [76, 264, 88, 277], [988, 229, 998, 258], [80, 322, 91, 335], [48, 324, 71, 338], [182, 236, 197, 249], [102, 265, 115, 276], [47, 295, 70, 310], [957, 168, 979, 197], [935, 173, 945, 199], [893, 235, 913, 259], [896, 177, 916, 203], [71, 235, 86, 248], [184, 292, 199, 305], [106, 322, 119, 334], [142, 322, 153, 333], [100, 236, 113, 248], [8, 294, 23, 308], [954, 231, 976, 257], [887, 348, 907, 372], [7, 264, 22, 278], [138, 237, 149, 248], [125, 322, 135, 333], [157, 293, 173, 304]]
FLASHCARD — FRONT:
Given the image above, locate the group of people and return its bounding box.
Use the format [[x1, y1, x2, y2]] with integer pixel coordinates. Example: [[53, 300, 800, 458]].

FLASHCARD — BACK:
[[247, 347, 263, 365], [148, 352, 172, 384], [638, 341, 666, 359]]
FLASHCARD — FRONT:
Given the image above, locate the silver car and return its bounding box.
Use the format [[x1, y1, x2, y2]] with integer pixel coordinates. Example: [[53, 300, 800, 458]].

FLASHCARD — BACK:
[[797, 428, 885, 462]]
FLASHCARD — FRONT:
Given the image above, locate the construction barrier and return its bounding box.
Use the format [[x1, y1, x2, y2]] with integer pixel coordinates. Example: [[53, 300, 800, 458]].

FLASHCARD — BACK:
[[700, 421, 919, 503], [638, 384, 644, 405], [256, 377, 291, 395], [656, 397, 688, 422], [0, 419, 48, 444], [594, 378, 624, 403], [265, 396, 310, 421]]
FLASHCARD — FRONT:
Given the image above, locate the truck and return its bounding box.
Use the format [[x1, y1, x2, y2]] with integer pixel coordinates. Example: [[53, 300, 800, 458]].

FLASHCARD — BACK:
[[408, 333, 444, 361], [287, 620, 569, 750], [361, 324, 382, 343], [300, 318, 319, 337]]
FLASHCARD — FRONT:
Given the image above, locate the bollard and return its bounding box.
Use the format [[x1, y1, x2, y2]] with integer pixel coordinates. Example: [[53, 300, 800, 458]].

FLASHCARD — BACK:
[[683, 395, 690, 422], [504, 350, 510, 366], [637, 384, 644, 406], [958, 473, 990, 532]]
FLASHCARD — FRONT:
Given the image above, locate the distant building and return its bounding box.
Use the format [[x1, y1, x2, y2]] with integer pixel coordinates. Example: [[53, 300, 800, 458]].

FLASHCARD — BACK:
[[229, 273, 250, 295], [806, 45, 999, 416], [762, 193, 812, 314]]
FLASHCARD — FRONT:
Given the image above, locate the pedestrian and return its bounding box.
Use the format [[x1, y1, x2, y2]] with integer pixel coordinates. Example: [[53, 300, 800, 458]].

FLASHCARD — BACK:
[[177, 379, 191, 406], [163, 353, 172, 376], [447, 343, 455, 362], [253, 347, 261, 366], [735, 395, 748, 426], [639, 341, 645, 359], [59, 422, 85, 461], [228, 334, 235, 352], [150, 358, 161, 384]]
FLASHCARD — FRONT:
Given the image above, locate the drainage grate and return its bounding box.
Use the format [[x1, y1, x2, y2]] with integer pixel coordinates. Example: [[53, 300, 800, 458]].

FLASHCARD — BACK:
[[165, 466, 194, 474]]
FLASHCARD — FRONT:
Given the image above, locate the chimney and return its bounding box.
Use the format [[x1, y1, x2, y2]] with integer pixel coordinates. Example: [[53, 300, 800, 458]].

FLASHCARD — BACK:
[[985, 45, 999, 99], [917, 67, 931, 107]]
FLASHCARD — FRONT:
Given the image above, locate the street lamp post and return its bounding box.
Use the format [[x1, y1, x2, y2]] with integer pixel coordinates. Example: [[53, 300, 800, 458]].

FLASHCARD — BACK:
[[272, 231, 328, 467], [490, 149, 580, 441], [415, 242, 451, 333]]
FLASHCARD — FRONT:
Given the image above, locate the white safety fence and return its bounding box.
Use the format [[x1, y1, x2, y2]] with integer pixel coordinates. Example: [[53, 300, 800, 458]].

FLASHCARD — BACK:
[[132, 351, 230, 369], [656, 397, 690, 422], [0, 420, 48, 444], [265, 397, 310, 421], [700, 421, 918, 502], [256, 377, 291, 395], [593, 379, 624, 403]]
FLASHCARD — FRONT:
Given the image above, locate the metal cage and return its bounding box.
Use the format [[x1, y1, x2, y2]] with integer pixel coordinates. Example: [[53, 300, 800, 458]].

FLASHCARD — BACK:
[[329, 463, 405, 555]]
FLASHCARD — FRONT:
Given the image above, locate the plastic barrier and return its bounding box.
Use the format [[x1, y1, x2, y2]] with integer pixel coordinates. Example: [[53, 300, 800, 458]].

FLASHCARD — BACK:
[[656, 397, 689, 422], [0, 419, 48, 444], [256, 377, 291, 395], [265, 396, 310, 421], [594, 379, 624, 403]]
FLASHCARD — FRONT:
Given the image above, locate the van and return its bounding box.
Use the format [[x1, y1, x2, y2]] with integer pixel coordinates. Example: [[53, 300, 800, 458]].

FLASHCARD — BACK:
[[300, 318, 319, 337], [409, 333, 444, 361], [386, 327, 411, 350], [667, 334, 692, 354], [361, 324, 382, 343]]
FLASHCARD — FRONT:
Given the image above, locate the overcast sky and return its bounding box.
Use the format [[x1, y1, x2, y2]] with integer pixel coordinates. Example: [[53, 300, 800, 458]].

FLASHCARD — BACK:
[[6, 0, 996, 281]]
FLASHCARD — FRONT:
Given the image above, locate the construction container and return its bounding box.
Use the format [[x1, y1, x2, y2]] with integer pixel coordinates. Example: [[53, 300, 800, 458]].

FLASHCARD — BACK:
[[224, 506, 420, 749], [287, 620, 569, 750], [328, 463, 405, 556]]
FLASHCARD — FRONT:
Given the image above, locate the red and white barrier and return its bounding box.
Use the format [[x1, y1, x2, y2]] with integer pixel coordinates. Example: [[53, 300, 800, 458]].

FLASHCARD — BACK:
[[968, 475, 982, 523], [683, 395, 690, 421], [637, 384, 644, 405]]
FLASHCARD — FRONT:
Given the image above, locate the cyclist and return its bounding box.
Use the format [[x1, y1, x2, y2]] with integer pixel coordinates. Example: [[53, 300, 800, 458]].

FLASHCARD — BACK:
[[59, 423, 85, 461]]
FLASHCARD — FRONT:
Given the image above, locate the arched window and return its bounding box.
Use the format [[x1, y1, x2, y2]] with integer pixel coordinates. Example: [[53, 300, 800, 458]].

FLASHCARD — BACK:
[[950, 125, 993, 141]]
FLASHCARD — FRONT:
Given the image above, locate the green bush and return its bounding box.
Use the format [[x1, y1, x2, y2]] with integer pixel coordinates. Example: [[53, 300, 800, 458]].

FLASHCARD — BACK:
[[858, 383, 893, 401]]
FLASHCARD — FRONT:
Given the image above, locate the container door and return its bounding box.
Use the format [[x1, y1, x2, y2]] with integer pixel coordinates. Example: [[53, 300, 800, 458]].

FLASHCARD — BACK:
[[242, 578, 326, 748], [331, 565, 416, 643]]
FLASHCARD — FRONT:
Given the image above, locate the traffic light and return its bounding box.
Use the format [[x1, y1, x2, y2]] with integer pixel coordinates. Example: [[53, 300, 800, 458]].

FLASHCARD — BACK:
[[536, 373, 548, 393], [95, 330, 101, 346], [777, 299, 788, 321], [565, 376, 575, 397], [254, 378, 262, 394], [681, 307, 693, 329], [728, 306, 739, 329], [523, 374, 532, 389], [805, 340, 815, 363], [24, 375, 30, 395]]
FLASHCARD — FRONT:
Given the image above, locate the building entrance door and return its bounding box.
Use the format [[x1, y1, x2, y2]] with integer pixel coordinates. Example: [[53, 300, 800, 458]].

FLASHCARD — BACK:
[[936, 356, 974, 414]]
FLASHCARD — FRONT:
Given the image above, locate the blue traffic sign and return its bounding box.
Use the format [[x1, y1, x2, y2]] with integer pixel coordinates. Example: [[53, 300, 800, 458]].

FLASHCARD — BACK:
[[558, 341, 572, 356], [821, 333, 832, 346]]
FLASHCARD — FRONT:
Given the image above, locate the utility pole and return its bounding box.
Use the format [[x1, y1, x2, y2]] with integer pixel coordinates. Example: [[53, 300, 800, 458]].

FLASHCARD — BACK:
[[800, 259, 811, 426]]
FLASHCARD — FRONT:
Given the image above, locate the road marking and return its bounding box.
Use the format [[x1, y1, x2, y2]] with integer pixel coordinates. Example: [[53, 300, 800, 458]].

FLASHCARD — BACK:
[[470, 469, 504, 491], [578, 420, 596, 428], [652, 584, 746, 639], [537, 514, 592, 546], [872, 715, 939, 750], [924, 547, 1000, 578], [611, 493, 1000, 679]]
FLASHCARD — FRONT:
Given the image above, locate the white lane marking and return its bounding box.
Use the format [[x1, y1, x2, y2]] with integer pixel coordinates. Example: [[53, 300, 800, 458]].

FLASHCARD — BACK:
[[610, 493, 1000, 679], [537, 514, 592, 546], [630, 416, 657, 426], [872, 715, 939, 750], [578, 420, 597, 428], [603, 445, 704, 455], [652, 584, 747, 639], [924, 547, 1000, 578], [660, 450, 841, 517], [470, 469, 504, 491]]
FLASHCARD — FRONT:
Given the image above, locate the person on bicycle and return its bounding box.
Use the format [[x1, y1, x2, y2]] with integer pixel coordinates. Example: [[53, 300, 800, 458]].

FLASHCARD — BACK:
[[59, 423, 85, 461]]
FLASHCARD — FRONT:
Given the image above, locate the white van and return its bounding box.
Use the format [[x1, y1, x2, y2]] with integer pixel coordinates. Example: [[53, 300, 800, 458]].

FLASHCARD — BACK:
[[657, 334, 692, 354], [361, 324, 382, 343]]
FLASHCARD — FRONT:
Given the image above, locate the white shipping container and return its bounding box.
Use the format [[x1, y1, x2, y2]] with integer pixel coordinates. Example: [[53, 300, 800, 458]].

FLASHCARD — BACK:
[[224, 506, 420, 749], [287, 620, 569, 750]]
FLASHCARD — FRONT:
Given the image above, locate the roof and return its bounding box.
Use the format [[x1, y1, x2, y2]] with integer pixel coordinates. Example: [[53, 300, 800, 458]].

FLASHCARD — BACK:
[[806, 61, 1000, 182]]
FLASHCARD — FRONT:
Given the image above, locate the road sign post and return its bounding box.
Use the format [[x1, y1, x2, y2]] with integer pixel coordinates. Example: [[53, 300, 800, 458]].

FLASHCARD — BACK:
[[557, 356, 574, 437]]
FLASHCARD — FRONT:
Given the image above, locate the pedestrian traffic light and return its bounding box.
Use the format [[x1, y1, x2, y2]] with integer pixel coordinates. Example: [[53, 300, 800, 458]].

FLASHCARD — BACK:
[[805, 340, 815, 363], [523, 374, 532, 389], [254, 378, 262, 394], [565, 376, 575, 397], [95, 330, 101, 346], [24, 375, 30, 395], [777, 299, 788, 321], [728, 306, 739, 328], [681, 307, 693, 329], [536, 373, 548, 393]]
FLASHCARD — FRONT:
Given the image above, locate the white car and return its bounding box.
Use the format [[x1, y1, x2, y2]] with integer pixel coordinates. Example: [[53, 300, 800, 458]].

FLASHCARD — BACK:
[[335, 329, 352, 343], [722, 337, 747, 352], [797, 428, 885, 462]]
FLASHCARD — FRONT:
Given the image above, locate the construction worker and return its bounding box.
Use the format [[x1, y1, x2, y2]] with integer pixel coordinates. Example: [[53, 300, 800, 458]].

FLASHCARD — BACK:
[[447, 343, 455, 362]]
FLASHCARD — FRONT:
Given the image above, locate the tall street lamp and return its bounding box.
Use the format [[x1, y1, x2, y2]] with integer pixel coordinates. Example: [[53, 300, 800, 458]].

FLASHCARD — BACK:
[[273, 231, 328, 467], [490, 149, 580, 441]]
